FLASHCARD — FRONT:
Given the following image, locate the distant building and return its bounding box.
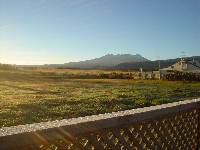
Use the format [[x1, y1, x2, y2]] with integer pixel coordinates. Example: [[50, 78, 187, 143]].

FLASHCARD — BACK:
[[137, 68, 153, 80], [160, 59, 200, 74], [153, 71, 161, 79], [133, 59, 200, 80]]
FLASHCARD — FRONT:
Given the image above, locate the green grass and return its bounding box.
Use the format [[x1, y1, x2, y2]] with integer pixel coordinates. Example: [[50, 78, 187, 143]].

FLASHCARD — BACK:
[[0, 69, 200, 127]]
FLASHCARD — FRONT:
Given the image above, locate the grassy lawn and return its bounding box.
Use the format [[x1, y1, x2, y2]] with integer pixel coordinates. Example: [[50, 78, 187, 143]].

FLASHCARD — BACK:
[[0, 69, 200, 127]]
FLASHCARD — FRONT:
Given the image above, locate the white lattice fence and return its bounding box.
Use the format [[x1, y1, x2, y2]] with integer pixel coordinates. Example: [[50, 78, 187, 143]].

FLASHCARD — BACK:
[[0, 99, 200, 150]]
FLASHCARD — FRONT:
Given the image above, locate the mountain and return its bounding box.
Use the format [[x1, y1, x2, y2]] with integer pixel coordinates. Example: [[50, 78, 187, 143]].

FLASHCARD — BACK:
[[63, 54, 149, 69], [113, 56, 200, 71]]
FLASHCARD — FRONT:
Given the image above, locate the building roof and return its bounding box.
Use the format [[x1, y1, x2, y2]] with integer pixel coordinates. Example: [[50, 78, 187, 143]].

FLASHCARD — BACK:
[[160, 59, 200, 73]]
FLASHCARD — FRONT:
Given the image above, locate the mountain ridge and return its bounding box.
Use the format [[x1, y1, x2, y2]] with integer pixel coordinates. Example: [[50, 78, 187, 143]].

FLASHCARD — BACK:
[[113, 56, 200, 71], [12, 54, 200, 71], [62, 54, 149, 68]]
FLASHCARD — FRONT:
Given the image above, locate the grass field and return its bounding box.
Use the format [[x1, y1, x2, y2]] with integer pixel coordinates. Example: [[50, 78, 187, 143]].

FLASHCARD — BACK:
[[0, 68, 200, 127]]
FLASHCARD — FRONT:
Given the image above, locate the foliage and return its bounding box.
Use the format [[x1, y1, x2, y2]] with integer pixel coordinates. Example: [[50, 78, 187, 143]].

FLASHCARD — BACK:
[[0, 64, 17, 70], [164, 71, 200, 81], [0, 69, 200, 127]]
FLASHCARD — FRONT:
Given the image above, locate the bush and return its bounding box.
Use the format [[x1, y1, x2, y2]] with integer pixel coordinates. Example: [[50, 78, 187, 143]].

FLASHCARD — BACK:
[[164, 71, 200, 81]]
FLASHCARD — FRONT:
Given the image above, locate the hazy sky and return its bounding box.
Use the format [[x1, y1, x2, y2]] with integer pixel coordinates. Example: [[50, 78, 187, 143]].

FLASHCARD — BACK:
[[0, 0, 200, 65]]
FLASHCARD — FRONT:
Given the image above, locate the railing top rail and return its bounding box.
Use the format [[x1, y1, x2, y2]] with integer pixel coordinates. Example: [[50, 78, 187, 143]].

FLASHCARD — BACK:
[[0, 98, 200, 137]]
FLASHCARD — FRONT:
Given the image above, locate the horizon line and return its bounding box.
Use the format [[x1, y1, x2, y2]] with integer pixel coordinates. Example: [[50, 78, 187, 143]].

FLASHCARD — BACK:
[[1, 54, 199, 66]]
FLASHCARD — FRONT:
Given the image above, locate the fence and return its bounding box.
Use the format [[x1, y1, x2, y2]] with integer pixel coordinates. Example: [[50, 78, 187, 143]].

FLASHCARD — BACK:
[[0, 98, 200, 150]]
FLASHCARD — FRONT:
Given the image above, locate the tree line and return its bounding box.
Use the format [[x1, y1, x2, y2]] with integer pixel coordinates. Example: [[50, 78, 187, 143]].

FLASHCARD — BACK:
[[164, 71, 200, 81]]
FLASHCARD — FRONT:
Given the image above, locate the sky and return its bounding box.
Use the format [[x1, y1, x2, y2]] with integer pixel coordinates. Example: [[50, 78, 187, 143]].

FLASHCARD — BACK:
[[0, 0, 200, 65]]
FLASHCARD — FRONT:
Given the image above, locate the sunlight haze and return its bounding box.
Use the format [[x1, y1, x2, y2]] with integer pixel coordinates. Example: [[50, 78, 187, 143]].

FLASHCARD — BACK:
[[0, 0, 199, 65]]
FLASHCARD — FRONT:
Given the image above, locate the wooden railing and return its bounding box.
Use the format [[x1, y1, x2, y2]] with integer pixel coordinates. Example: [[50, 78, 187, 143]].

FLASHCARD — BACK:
[[0, 98, 200, 150]]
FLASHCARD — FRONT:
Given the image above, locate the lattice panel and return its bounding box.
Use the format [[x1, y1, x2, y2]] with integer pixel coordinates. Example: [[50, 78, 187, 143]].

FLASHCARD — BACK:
[[35, 108, 199, 150]]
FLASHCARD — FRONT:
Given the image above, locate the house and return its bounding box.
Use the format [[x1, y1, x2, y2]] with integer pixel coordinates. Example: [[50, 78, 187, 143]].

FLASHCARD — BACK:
[[153, 71, 161, 79], [158, 58, 200, 77]]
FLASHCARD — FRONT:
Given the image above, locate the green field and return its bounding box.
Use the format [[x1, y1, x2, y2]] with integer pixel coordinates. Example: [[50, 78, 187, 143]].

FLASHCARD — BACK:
[[0, 69, 200, 127]]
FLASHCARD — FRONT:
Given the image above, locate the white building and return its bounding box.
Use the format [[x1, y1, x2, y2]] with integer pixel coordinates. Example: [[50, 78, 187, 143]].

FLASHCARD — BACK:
[[159, 59, 200, 75]]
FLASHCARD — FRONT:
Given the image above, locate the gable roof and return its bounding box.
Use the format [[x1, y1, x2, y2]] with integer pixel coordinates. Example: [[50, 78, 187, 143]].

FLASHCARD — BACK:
[[160, 59, 200, 72]]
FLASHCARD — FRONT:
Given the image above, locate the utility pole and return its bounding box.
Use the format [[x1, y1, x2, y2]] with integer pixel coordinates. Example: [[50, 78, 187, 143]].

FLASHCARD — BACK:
[[157, 56, 161, 70]]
